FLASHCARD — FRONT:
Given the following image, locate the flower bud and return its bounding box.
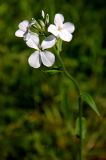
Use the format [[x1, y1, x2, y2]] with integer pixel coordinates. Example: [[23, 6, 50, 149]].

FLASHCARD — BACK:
[[39, 20, 45, 29], [45, 14, 49, 24], [30, 18, 36, 25], [34, 21, 42, 30], [42, 10, 45, 19]]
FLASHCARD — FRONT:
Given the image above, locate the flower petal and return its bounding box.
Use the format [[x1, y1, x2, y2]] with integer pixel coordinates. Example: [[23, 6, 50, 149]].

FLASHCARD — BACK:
[[59, 30, 72, 42], [63, 22, 75, 33], [19, 20, 29, 32], [41, 35, 56, 50], [48, 24, 59, 36], [25, 32, 38, 41], [15, 29, 24, 37], [54, 13, 64, 27], [26, 33, 39, 50], [40, 51, 55, 67], [28, 51, 41, 68]]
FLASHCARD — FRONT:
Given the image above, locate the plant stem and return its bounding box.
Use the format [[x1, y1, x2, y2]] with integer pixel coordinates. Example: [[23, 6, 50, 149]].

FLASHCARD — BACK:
[[57, 54, 80, 95], [79, 96, 83, 160], [57, 54, 83, 160]]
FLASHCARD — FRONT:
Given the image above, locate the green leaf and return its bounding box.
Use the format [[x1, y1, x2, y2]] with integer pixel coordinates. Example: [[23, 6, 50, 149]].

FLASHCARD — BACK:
[[75, 117, 87, 139], [81, 92, 100, 117], [41, 67, 63, 74]]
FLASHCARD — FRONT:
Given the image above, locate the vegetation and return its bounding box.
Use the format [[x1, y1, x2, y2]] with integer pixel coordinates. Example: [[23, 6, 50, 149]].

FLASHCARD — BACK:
[[0, 0, 106, 159]]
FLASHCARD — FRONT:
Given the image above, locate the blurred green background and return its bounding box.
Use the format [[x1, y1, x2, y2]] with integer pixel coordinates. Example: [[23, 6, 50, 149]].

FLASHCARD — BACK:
[[0, 0, 106, 159]]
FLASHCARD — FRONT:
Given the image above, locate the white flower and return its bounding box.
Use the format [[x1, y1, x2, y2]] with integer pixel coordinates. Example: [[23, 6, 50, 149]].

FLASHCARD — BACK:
[[24, 31, 38, 42], [26, 35, 56, 68], [15, 20, 39, 46], [15, 20, 29, 37], [48, 13, 75, 42]]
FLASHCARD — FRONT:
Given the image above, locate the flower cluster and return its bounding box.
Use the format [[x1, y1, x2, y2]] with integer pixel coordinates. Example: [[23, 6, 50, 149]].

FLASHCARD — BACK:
[[15, 11, 75, 68]]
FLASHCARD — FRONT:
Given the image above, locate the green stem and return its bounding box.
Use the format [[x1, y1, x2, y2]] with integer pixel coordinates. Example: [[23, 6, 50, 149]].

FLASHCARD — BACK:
[[79, 97, 83, 160], [56, 53, 83, 160], [57, 54, 80, 95]]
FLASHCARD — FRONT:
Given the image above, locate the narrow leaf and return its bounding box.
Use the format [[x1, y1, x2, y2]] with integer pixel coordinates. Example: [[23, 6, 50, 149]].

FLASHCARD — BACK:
[[42, 67, 63, 74], [81, 92, 100, 117]]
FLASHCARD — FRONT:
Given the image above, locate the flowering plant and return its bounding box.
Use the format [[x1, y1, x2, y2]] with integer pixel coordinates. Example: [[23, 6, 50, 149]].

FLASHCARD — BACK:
[[15, 11, 100, 160], [15, 11, 75, 68]]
